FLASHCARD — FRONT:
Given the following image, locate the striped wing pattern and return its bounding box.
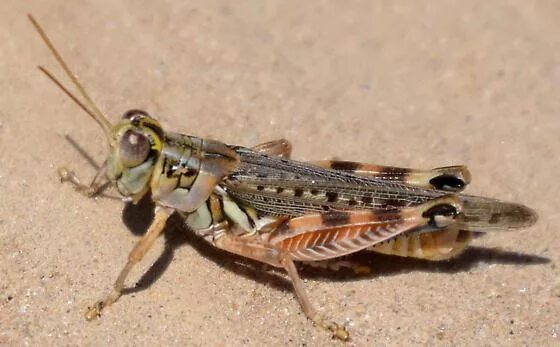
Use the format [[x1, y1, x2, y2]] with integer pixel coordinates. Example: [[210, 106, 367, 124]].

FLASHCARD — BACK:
[[225, 148, 536, 232]]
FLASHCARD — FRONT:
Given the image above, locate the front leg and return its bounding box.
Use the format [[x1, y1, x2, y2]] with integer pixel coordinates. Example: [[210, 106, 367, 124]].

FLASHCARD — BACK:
[[85, 205, 174, 320], [59, 162, 110, 197]]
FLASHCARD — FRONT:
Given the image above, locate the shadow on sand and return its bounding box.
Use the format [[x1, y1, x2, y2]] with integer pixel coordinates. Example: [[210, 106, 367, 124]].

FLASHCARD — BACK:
[[120, 194, 549, 296]]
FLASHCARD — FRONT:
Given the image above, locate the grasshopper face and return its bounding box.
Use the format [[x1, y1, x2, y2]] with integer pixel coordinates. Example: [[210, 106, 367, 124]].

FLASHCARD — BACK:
[[107, 110, 164, 201]]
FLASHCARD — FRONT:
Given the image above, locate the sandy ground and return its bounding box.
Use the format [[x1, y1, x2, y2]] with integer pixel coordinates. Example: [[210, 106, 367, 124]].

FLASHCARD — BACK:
[[1, 1, 559, 346]]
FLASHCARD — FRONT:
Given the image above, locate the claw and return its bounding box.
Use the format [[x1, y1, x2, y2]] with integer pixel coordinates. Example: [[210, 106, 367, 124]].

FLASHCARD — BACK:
[[329, 322, 349, 341], [57, 167, 101, 197], [313, 314, 349, 341], [84, 301, 104, 321], [58, 167, 72, 183]]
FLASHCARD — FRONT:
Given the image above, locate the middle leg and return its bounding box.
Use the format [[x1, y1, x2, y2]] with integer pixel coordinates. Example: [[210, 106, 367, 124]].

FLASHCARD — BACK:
[[85, 205, 174, 320]]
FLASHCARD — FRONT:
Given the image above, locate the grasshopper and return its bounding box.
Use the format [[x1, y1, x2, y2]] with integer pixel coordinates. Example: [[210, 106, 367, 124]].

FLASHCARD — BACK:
[[29, 15, 537, 340]]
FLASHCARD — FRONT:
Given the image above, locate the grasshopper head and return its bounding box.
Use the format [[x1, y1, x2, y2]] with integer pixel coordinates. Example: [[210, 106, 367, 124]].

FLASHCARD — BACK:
[[28, 16, 164, 202], [107, 110, 164, 201]]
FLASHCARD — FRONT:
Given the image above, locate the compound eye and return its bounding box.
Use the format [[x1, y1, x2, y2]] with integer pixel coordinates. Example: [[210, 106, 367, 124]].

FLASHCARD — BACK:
[[122, 109, 150, 120], [119, 129, 150, 167]]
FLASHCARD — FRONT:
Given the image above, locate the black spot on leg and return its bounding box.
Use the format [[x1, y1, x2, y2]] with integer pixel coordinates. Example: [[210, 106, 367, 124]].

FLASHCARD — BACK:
[[256, 185, 265, 191], [422, 204, 459, 227], [429, 175, 465, 191], [422, 204, 458, 218]]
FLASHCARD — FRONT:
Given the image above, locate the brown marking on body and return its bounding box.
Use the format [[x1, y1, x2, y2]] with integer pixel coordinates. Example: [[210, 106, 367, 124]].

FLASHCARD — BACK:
[[325, 191, 338, 202], [489, 213, 501, 224], [328, 161, 361, 171], [361, 196, 373, 204], [375, 166, 411, 175], [353, 164, 412, 178], [321, 211, 352, 227], [382, 198, 404, 210]]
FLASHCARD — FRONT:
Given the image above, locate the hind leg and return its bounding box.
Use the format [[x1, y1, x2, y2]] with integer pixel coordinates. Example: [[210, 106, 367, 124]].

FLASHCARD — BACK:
[[211, 233, 349, 340], [311, 160, 471, 192], [251, 139, 292, 159]]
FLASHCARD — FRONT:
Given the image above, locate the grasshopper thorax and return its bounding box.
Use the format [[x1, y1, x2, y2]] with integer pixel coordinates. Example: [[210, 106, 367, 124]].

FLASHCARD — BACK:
[[107, 110, 164, 201]]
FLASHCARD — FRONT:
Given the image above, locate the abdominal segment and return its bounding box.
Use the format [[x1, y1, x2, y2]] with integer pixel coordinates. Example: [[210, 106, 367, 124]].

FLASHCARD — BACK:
[[368, 229, 472, 261]]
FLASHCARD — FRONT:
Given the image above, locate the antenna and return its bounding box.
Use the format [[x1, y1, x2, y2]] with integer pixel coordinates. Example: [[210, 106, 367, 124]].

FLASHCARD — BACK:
[[28, 14, 112, 136], [38, 66, 99, 123]]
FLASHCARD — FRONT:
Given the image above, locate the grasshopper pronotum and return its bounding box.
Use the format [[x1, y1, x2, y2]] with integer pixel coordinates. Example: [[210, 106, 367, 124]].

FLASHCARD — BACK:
[[29, 14, 537, 340]]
